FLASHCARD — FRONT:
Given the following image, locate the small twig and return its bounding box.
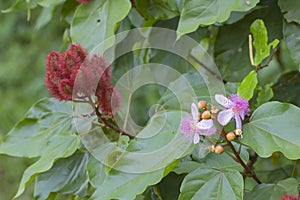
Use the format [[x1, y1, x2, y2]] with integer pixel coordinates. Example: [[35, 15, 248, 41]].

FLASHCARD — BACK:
[[222, 129, 262, 184], [272, 72, 300, 90], [255, 47, 278, 72], [94, 105, 135, 139]]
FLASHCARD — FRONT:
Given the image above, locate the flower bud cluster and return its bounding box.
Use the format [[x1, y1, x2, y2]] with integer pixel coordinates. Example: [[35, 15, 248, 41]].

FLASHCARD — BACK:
[[280, 194, 300, 200], [45, 43, 120, 114]]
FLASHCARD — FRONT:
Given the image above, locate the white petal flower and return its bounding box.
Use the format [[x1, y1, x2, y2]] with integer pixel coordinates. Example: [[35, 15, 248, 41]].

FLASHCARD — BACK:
[[197, 119, 213, 129], [193, 133, 200, 144], [215, 94, 232, 108], [217, 109, 234, 126]]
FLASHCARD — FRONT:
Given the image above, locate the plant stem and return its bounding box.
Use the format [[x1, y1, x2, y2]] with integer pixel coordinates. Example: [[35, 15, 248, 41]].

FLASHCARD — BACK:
[[94, 105, 135, 139], [255, 47, 278, 72], [222, 129, 262, 184]]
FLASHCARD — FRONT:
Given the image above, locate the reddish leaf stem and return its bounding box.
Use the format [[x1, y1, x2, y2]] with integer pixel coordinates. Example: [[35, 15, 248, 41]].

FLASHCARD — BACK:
[[222, 129, 262, 184]]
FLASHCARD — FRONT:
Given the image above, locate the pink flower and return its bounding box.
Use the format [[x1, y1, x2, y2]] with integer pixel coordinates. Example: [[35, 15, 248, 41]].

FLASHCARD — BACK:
[[215, 94, 250, 129], [281, 194, 300, 200], [180, 103, 216, 144]]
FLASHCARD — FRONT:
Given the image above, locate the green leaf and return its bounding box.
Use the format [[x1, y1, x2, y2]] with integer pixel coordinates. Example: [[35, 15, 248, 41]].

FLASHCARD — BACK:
[[90, 168, 165, 200], [80, 110, 192, 199], [273, 71, 300, 107], [70, 0, 131, 51], [135, 0, 179, 22], [0, 98, 80, 198], [1, 0, 39, 13], [215, 1, 283, 82], [179, 167, 243, 200], [87, 155, 107, 188], [241, 101, 300, 159], [0, 98, 77, 157], [237, 70, 258, 100], [177, 0, 259, 35], [245, 178, 298, 200], [34, 152, 89, 200], [278, 0, 300, 24], [15, 135, 79, 199], [37, 0, 65, 7], [173, 161, 201, 175], [250, 19, 279, 66], [283, 21, 300, 67], [256, 83, 274, 107]]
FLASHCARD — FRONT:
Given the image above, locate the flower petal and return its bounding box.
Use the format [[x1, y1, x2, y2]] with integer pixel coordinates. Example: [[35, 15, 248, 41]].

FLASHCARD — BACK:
[[235, 115, 242, 130], [200, 127, 216, 136], [191, 103, 198, 121], [217, 109, 234, 126], [215, 94, 232, 108], [197, 119, 213, 129], [194, 133, 200, 144]]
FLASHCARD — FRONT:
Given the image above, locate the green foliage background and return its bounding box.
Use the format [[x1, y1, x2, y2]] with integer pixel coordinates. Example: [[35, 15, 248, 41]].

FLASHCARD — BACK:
[[0, 0, 299, 199], [0, 1, 63, 198]]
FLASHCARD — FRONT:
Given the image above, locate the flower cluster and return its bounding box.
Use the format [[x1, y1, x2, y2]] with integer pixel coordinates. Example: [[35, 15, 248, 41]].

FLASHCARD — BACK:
[[215, 94, 250, 130], [45, 43, 120, 114], [180, 94, 250, 146], [180, 103, 216, 144], [281, 194, 300, 200], [45, 43, 87, 101]]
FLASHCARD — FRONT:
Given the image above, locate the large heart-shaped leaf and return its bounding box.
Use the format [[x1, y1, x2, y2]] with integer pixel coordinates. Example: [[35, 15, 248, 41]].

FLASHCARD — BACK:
[[0, 98, 80, 198], [71, 0, 131, 51], [241, 101, 300, 159], [179, 167, 243, 200], [177, 0, 259, 35]]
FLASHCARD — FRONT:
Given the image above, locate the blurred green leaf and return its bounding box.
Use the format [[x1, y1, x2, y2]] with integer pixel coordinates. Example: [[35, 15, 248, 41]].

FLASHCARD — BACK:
[[2, 0, 39, 13], [179, 167, 243, 200], [177, 0, 259, 35], [241, 101, 300, 159], [254, 153, 298, 183], [245, 178, 298, 200], [37, 0, 65, 7], [34, 152, 89, 200], [135, 0, 179, 23], [283, 20, 300, 67], [278, 0, 300, 24], [273, 71, 300, 107], [0, 98, 80, 198], [237, 70, 258, 100], [71, 0, 131, 51], [250, 19, 279, 66], [256, 83, 273, 107]]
